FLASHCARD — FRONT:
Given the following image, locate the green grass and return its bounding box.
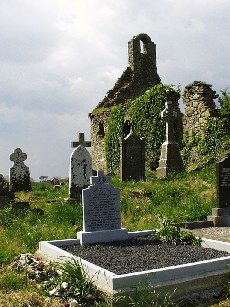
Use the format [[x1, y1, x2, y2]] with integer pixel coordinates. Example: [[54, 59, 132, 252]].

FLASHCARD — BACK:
[[115, 165, 216, 231], [0, 164, 228, 306]]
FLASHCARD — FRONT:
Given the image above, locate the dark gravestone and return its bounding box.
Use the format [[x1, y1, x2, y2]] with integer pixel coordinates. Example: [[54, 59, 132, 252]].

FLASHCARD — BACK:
[[77, 170, 128, 244], [0, 174, 10, 209], [157, 101, 184, 177], [207, 155, 230, 226], [217, 156, 230, 208], [9, 148, 32, 193], [120, 131, 145, 181], [51, 177, 60, 186]]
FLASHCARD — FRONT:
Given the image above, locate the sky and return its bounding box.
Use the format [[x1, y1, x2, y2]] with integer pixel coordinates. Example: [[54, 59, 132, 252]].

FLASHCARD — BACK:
[[0, 0, 230, 181]]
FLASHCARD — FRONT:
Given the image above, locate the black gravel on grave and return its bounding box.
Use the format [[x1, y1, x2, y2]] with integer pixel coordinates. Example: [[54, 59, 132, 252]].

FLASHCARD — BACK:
[[62, 236, 230, 275]]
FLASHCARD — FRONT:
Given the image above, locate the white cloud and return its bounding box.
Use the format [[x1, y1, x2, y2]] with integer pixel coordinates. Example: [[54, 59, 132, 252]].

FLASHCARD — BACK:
[[0, 0, 230, 179]]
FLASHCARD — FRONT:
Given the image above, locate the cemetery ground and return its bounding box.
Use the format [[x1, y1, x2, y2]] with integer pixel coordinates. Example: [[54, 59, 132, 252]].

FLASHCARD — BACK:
[[0, 165, 230, 306]]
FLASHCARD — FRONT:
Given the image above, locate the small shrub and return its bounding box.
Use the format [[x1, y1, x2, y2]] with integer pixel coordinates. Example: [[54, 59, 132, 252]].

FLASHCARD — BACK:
[[156, 219, 201, 246]]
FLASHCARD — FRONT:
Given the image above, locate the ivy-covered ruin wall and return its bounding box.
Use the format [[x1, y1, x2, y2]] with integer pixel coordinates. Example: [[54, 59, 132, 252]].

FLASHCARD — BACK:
[[183, 81, 218, 140]]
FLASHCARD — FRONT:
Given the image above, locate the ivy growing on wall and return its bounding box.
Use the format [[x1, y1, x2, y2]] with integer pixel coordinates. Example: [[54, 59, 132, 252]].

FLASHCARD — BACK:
[[182, 89, 230, 169], [219, 88, 230, 129], [104, 84, 182, 173], [104, 106, 124, 174], [129, 84, 181, 169]]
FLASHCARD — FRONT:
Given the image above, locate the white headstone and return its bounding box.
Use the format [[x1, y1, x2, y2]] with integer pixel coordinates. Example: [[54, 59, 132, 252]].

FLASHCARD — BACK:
[[77, 170, 128, 244], [68, 145, 92, 200], [83, 170, 120, 232]]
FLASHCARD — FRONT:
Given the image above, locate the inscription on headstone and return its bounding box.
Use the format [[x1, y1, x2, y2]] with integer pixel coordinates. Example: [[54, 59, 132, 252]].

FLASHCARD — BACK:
[[120, 131, 145, 181], [82, 170, 121, 232], [217, 156, 230, 208], [9, 148, 32, 193]]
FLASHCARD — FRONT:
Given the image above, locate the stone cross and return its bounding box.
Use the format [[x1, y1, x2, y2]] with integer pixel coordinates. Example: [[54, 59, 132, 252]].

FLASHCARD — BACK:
[[161, 101, 177, 142], [71, 133, 91, 148], [10, 148, 27, 164], [90, 170, 112, 185]]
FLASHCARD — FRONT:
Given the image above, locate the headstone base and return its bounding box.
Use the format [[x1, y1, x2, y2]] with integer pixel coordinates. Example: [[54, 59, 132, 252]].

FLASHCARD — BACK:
[[207, 207, 230, 227], [157, 141, 184, 178], [65, 197, 81, 203], [77, 228, 129, 245]]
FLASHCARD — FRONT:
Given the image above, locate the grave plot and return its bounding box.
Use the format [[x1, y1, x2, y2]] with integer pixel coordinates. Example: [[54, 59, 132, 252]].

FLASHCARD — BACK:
[[38, 171, 230, 301]]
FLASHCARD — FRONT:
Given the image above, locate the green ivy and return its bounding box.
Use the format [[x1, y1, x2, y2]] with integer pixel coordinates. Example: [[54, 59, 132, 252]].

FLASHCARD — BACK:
[[197, 117, 227, 156], [129, 84, 181, 169], [104, 106, 124, 174], [182, 116, 230, 169], [219, 88, 230, 131], [104, 84, 182, 173]]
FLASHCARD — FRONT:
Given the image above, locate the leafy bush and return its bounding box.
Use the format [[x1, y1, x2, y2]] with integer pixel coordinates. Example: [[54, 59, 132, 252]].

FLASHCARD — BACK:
[[156, 219, 201, 246], [219, 88, 230, 125]]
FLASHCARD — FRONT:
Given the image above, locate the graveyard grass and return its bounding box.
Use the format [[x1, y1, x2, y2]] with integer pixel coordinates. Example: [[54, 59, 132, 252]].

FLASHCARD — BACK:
[[0, 165, 229, 306]]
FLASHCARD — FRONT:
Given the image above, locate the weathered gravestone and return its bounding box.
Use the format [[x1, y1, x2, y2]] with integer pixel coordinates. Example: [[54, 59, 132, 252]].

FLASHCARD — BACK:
[[51, 177, 60, 186], [157, 101, 184, 177], [9, 148, 32, 193], [68, 144, 92, 201], [77, 170, 128, 244], [208, 155, 230, 226], [0, 174, 10, 208], [120, 131, 145, 181]]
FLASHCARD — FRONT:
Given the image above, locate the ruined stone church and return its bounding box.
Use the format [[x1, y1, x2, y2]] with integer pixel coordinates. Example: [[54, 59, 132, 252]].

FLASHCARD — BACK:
[[89, 33, 162, 171], [89, 33, 218, 172]]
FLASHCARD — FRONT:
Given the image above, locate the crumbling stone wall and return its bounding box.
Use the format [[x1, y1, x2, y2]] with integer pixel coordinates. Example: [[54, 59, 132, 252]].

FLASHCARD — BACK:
[[90, 111, 110, 171], [183, 81, 218, 140], [89, 33, 161, 171], [95, 33, 161, 109]]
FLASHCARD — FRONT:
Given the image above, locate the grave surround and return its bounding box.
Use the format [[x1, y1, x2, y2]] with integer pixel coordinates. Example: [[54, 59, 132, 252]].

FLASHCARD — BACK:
[[38, 236, 230, 300]]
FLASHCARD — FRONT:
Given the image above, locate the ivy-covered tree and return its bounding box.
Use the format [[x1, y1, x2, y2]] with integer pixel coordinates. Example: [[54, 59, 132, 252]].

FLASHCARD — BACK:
[[219, 88, 230, 130]]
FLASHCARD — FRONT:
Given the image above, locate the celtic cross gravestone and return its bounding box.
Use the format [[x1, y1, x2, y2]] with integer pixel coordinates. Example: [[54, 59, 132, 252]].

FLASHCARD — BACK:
[[9, 148, 32, 193], [157, 101, 184, 177]]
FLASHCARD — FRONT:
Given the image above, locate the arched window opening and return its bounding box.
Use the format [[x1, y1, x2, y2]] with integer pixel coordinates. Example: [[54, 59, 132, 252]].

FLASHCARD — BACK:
[[97, 122, 105, 137], [139, 39, 148, 54], [123, 120, 131, 137], [140, 40, 144, 54]]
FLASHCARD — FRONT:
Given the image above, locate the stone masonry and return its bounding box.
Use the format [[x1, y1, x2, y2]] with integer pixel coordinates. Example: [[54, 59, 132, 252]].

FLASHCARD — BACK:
[[183, 81, 218, 140], [89, 33, 161, 171]]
